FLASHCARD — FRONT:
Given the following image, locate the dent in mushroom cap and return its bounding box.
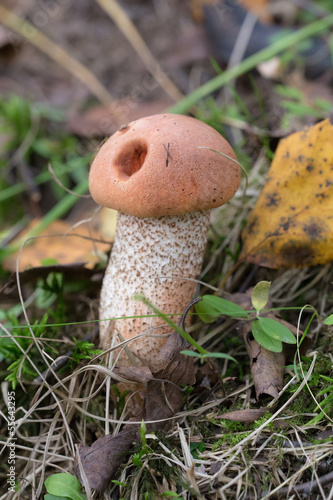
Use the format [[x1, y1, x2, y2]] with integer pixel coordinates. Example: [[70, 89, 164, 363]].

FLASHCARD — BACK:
[[89, 113, 241, 218]]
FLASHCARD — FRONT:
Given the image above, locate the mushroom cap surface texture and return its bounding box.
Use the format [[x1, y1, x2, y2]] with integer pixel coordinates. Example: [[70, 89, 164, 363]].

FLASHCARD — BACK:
[[89, 113, 240, 218]]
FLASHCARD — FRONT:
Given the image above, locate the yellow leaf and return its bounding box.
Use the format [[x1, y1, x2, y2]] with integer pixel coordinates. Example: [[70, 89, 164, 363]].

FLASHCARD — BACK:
[[4, 218, 112, 272], [241, 119, 333, 268], [251, 280, 271, 311]]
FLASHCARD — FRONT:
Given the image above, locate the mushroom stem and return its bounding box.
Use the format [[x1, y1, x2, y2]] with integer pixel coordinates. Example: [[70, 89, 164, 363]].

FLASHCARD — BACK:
[[99, 210, 210, 370]]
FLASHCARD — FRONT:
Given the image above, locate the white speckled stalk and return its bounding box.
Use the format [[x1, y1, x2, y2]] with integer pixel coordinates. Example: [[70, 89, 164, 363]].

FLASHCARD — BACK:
[[99, 211, 210, 369]]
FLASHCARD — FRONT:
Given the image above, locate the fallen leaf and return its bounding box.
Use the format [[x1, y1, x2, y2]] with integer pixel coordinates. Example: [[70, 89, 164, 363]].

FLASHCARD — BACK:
[[195, 363, 220, 391], [67, 99, 172, 138], [144, 332, 195, 428], [75, 331, 195, 493], [219, 407, 271, 423], [3, 218, 112, 272], [243, 327, 285, 399], [74, 426, 140, 492], [240, 0, 271, 23], [115, 365, 154, 384], [241, 119, 333, 268]]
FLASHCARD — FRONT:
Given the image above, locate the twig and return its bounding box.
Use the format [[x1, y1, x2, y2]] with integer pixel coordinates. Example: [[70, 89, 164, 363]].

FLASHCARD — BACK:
[[271, 470, 333, 498], [95, 0, 184, 103], [48, 163, 91, 198], [0, 6, 120, 119], [33, 327, 99, 384], [168, 14, 333, 114], [0, 218, 28, 248]]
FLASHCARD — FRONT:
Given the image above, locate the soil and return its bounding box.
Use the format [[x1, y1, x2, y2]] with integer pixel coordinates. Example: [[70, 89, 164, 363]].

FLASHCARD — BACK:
[[0, 0, 209, 110]]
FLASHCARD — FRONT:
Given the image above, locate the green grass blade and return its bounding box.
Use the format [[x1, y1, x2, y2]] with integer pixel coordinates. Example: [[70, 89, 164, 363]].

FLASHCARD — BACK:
[[168, 15, 333, 114]]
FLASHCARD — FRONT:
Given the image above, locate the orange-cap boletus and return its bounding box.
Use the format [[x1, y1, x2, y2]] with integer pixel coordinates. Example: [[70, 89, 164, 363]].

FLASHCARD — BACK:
[[89, 113, 240, 369]]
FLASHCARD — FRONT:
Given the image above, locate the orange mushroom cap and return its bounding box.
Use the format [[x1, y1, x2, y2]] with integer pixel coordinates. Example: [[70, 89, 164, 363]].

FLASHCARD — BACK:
[[89, 113, 240, 218]]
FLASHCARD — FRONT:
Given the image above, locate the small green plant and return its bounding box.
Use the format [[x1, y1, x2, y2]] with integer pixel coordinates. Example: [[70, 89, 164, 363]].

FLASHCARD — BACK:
[[324, 314, 333, 325], [112, 384, 130, 417], [132, 420, 152, 467], [195, 281, 296, 353], [308, 374, 333, 425], [1, 303, 101, 389], [275, 84, 332, 129], [211, 430, 250, 451], [179, 349, 237, 364], [44, 472, 87, 499], [67, 338, 103, 369], [162, 492, 182, 498], [195, 295, 249, 323], [250, 281, 296, 352], [112, 479, 127, 487], [0, 314, 51, 389], [190, 441, 205, 463], [285, 353, 333, 425], [36, 270, 65, 322], [134, 293, 237, 364], [0, 94, 92, 234]]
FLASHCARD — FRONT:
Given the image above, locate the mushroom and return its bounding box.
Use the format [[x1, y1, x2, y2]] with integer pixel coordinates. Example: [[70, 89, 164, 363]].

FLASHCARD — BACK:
[[89, 114, 240, 370]]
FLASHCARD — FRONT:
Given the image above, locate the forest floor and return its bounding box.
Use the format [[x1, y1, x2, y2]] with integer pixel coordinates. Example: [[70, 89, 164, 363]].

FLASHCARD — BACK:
[[0, 1, 333, 499]]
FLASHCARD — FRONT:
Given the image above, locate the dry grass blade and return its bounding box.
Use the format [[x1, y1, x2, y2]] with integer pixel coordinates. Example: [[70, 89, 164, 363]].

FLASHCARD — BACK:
[[0, 6, 120, 117], [95, 0, 184, 102]]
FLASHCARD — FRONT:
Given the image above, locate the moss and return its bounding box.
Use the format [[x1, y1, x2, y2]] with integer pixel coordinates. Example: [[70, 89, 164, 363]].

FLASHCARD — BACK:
[[282, 351, 333, 427], [119, 456, 185, 500], [288, 392, 317, 424], [253, 412, 275, 431], [195, 420, 216, 439], [220, 419, 247, 432], [211, 431, 250, 451]]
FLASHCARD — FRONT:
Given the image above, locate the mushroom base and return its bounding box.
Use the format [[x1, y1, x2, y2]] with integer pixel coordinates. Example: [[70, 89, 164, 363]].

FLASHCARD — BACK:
[[99, 211, 210, 370]]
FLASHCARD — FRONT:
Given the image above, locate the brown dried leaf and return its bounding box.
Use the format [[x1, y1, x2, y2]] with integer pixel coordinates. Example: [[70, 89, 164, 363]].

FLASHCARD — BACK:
[[75, 331, 195, 492], [67, 99, 172, 138], [219, 407, 271, 423], [243, 325, 285, 399], [145, 331, 195, 429], [75, 426, 139, 492], [115, 365, 154, 384]]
